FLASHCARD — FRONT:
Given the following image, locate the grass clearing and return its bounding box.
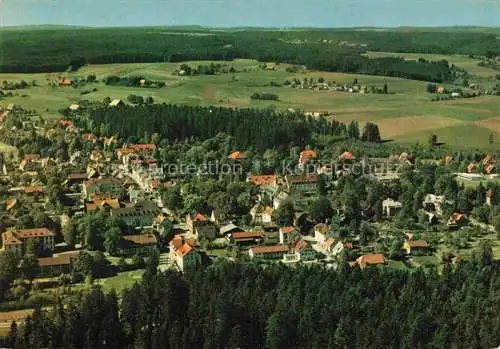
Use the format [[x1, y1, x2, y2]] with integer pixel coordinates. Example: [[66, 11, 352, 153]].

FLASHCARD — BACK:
[[395, 124, 500, 150], [96, 269, 144, 293]]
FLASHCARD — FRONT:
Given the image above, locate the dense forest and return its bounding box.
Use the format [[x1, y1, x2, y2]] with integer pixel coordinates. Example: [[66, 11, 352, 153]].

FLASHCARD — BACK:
[[0, 27, 494, 82], [2, 256, 499, 349], [86, 104, 348, 152]]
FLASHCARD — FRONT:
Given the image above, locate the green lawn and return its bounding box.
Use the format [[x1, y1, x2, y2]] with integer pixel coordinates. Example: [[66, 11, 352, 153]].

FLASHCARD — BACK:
[[96, 269, 144, 293], [395, 124, 500, 151]]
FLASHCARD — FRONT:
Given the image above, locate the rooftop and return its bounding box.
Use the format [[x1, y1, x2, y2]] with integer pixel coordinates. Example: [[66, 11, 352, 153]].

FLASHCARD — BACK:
[[123, 234, 157, 245]]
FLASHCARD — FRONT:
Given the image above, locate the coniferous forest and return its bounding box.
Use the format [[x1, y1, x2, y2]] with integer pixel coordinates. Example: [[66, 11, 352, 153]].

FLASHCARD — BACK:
[[2, 257, 499, 349], [1, 27, 495, 82], [88, 104, 347, 152]]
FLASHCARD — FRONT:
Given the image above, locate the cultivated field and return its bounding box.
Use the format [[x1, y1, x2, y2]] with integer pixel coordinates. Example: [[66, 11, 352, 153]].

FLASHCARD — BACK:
[[0, 57, 498, 150]]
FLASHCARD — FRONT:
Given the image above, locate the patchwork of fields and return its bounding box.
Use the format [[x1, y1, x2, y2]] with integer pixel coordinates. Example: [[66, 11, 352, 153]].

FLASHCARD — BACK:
[[0, 56, 498, 150]]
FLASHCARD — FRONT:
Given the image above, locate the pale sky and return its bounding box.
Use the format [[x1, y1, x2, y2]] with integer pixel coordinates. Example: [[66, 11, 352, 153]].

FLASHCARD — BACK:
[[0, 0, 499, 27]]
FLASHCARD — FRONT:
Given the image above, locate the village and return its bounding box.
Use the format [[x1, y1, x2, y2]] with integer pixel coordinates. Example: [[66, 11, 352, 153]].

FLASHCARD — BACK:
[[0, 100, 497, 289]]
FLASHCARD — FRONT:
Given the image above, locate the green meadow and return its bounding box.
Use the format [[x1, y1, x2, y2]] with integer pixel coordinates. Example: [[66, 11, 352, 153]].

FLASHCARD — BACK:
[[0, 57, 498, 150]]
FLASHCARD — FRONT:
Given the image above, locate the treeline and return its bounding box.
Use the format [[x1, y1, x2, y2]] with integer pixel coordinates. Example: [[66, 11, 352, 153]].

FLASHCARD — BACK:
[[87, 104, 347, 151], [3, 258, 499, 349], [0, 27, 495, 82]]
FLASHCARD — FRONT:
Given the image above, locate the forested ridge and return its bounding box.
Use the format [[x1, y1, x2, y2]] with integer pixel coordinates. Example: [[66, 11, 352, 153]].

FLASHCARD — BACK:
[[87, 104, 347, 151], [0, 27, 495, 82], [3, 257, 499, 349]]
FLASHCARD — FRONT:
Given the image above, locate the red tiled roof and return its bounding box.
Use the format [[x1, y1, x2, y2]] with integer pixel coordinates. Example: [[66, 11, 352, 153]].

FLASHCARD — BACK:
[[59, 120, 73, 127], [2, 231, 22, 245], [123, 234, 157, 245], [24, 154, 40, 162], [134, 144, 157, 151], [15, 228, 55, 238], [247, 174, 277, 186], [343, 242, 353, 249], [192, 213, 207, 222], [450, 212, 467, 223], [485, 164, 496, 174], [467, 163, 477, 173], [170, 235, 183, 250], [250, 245, 289, 254], [24, 186, 44, 194], [339, 151, 355, 161], [280, 226, 296, 234], [176, 243, 193, 257], [231, 231, 264, 240], [299, 149, 317, 166], [291, 239, 309, 253], [0, 309, 34, 322], [483, 154, 493, 166], [228, 151, 245, 160], [356, 254, 385, 268], [286, 174, 318, 184]]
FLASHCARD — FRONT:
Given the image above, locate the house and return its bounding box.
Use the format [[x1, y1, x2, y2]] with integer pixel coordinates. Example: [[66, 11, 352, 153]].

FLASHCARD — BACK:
[[24, 186, 44, 195], [86, 194, 120, 212], [83, 178, 124, 200], [0, 309, 34, 329], [284, 174, 318, 196], [38, 253, 77, 277], [314, 223, 330, 245], [58, 78, 72, 87], [5, 198, 17, 212], [485, 164, 496, 175], [90, 150, 103, 162], [227, 231, 264, 245], [422, 194, 445, 217], [250, 204, 274, 225], [228, 151, 245, 161], [298, 149, 317, 169], [287, 237, 316, 261], [467, 163, 478, 173], [447, 212, 468, 229], [67, 173, 88, 184], [339, 151, 356, 162], [122, 234, 158, 255], [247, 174, 278, 188], [483, 155, 494, 166], [437, 86, 445, 94], [279, 226, 300, 244], [133, 143, 157, 156], [186, 212, 217, 240], [248, 245, 289, 260], [169, 235, 201, 272], [382, 198, 402, 217], [331, 241, 353, 256], [2, 228, 55, 257], [324, 237, 337, 254], [353, 254, 385, 269], [219, 223, 244, 236], [69, 104, 80, 111], [403, 238, 429, 254], [111, 200, 161, 229], [109, 99, 124, 107]]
